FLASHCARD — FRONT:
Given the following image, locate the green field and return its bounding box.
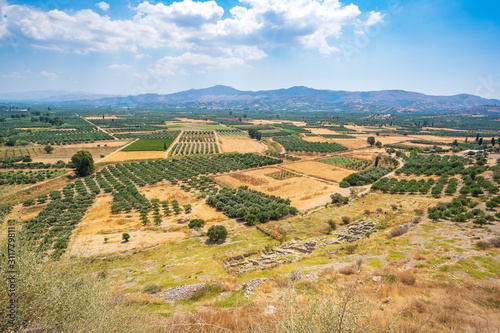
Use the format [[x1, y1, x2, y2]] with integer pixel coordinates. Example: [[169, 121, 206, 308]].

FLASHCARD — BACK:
[[121, 138, 174, 151]]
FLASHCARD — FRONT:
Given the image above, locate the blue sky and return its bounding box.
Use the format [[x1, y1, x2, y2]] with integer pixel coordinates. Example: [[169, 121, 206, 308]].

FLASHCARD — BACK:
[[0, 0, 499, 99]]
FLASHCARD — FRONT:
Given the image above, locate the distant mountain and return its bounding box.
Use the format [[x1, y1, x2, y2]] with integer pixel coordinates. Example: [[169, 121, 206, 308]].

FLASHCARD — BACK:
[[1, 86, 499, 112], [0, 90, 118, 102]]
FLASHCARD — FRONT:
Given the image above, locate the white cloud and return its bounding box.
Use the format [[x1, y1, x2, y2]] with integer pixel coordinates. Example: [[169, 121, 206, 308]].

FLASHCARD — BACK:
[[2, 71, 24, 79], [151, 51, 264, 75], [40, 71, 58, 79], [135, 53, 151, 59], [0, 0, 382, 71], [107, 64, 131, 71], [96, 2, 110, 12]]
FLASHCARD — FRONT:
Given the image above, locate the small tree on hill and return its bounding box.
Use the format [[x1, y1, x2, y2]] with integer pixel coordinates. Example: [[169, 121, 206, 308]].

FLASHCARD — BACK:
[[44, 145, 55, 154], [71, 150, 95, 176], [367, 136, 375, 146], [207, 225, 227, 242], [122, 233, 130, 242]]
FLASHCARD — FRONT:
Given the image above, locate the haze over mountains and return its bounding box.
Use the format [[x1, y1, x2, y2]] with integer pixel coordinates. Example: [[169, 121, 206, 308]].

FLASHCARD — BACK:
[[1, 86, 499, 112]]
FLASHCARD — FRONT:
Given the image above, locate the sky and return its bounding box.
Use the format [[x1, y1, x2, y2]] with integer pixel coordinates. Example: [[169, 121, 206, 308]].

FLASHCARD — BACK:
[[0, 0, 499, 99]]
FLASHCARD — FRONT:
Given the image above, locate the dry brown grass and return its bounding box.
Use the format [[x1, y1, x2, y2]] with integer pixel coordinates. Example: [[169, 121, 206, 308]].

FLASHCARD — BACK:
[[220, 137, 266, 153], [282, 161, 355, 182], [214, 167, 345, 209], [100, 151, 165, 162]]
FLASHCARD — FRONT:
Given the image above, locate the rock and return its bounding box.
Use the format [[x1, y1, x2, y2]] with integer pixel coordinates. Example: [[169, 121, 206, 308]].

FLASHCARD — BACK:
[[264, 305, 276, 314], [382, 297, 392, 304], [372, 275, 382, 282]]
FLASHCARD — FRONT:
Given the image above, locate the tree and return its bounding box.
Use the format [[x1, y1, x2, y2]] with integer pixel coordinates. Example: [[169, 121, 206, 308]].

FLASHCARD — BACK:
[[164, 142, 167, 150], [375, 141, 382, 148], [478, 138, 483, 145], [44, 145, 55, 154], [330, 193, 349, 205], [476, 133, 480, 141], [207, 225, 227, 242], [183, 204, 192, 213], [238, 117, 242, 122], [6, 137, 16, 146], [367, 136, 375, 146], [71, 150, 95, 176], [122, 233, 130, 242], [492, 137, 496, 146]]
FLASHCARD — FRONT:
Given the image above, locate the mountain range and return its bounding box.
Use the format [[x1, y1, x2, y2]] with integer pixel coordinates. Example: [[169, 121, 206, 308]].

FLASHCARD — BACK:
[[1, 86, 499, 112]]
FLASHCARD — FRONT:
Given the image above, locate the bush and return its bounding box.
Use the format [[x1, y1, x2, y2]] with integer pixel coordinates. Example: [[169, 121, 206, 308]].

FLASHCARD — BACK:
[[142, 283, 161, 294], [327, 219, 337, 231], [398, 271, 416, 285], [390, 227, 408, 238], [476, 240, 491, 250], [122, 233, 130, 242], [345, 244, 357, 254], [188, 219, 205, 229], [341, 216, 351, 225], [489, 238, 500, 248], [339, 265, 356, 275], [207, 225, 227, 242]]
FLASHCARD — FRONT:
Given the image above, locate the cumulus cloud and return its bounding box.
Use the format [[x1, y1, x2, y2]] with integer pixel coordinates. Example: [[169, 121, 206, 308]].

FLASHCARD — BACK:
[[40, 71, 58, 79], [0, 0, 382, 72], [96, 2, 110, 12], [107, 64, 131, 71]]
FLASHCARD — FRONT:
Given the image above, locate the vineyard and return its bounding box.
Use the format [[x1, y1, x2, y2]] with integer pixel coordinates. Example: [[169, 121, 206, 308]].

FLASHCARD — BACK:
[[206, 186, 298, 225], [319, 156, 373, 170], [16, 128, 114, 145], [122, 138, 174, 151], [372, 177, 436, 194], [216, 129, 247, 136], [170, 130, 219, 156], [274, 136, 348, 153], [0, 169, 66, 186], [267, 171, 297, 180], [113, 130, 181, 139]]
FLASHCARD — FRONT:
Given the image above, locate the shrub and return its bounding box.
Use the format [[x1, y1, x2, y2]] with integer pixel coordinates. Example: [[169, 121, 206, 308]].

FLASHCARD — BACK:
[[142, 283, 161, 294], [399, 271, 416, 285], [341, 216, 351, 225], [339, 265, 356, 275], [122, 233, 130, 242], [413, 216, 421, 224], [476, 241, 491, 250], [188, 219, 205, 229], [207, 225, 227, 242], [389, 227, 407, 238], [345, 244, 357, 254], [327, 219, 337, 231], [489, 238, 500, 248]]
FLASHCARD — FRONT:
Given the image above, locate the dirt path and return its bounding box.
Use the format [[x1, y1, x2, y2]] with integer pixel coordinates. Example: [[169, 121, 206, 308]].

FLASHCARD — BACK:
[[213, 130, 223, 153], [96, 138, 138, 163], [165, 130, 183, 158], [268, 138, 286, 154], [76, 114, 118, 140]]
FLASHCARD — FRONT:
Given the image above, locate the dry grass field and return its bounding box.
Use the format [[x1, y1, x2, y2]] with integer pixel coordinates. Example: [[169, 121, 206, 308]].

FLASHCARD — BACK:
[[31, 140, 129, 163], [282, 161, 355, 182], [305, 127, 340, 135], [67, 185, 227, 257], [220, 137, 266, 153], [99, 150, 165, 162], [214, 166, 348, 209], [247, 119, 307, 126]]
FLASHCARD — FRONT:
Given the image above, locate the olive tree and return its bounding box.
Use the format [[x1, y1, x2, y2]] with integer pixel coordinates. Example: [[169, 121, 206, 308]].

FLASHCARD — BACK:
[[71, 150, 95, 177]]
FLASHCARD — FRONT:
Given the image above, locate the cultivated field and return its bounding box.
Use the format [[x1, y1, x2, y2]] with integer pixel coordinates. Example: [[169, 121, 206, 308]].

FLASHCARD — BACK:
[[214, 166, 348, 209], [282, 161, 355, 182], [220, 137, 266, 153], [99, 151, 166, 162]]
